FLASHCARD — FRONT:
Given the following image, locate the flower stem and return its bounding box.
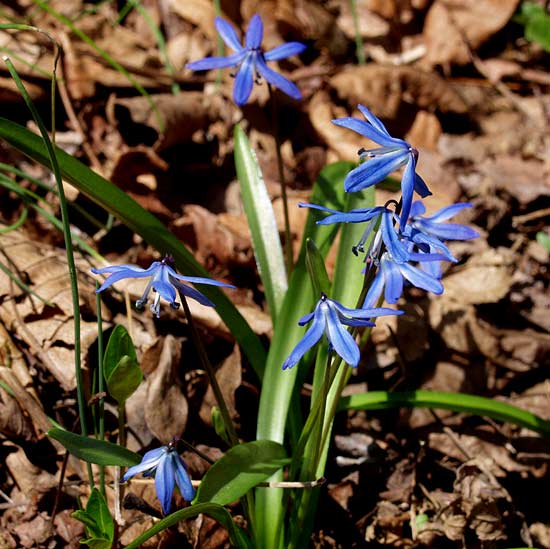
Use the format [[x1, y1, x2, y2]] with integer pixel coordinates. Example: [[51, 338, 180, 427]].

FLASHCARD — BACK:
[[177, 291, 239, 447], [268, 83, 294, 275], [96, 283, 106, 496], [349, 0, 366, 65]]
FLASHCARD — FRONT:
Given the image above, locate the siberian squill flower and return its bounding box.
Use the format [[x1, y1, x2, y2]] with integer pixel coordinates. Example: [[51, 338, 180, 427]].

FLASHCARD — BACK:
[[282, 293, 402, 370], [186, 14, 305, 105], [122, 442, 195, 514], [332, 104, 431, 225], [92, 255, 235, 317], [404, 200, 479, 278]]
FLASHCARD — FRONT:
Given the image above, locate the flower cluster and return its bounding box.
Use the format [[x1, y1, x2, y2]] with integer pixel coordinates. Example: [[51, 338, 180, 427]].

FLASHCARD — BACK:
[[186, 14, 305, 106], [283, 105, 478, 368]]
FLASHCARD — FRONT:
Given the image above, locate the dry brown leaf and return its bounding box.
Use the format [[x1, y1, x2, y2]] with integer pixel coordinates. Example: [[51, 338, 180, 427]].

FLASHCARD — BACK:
[[331, 65, 467, 120], [423, 0, 520, 66], [170, 0, 218, 41], [145, 334, 188, 442]]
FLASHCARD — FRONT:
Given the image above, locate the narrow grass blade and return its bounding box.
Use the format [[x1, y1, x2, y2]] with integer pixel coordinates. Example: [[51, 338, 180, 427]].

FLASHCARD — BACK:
[[0, 117, 267, 378], [338, 390, 550, 436], [234, 124, 287, 324]]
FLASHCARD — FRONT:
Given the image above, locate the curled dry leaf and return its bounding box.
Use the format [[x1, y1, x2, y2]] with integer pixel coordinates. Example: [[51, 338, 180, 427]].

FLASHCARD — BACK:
[[423, 0, 521, 66]]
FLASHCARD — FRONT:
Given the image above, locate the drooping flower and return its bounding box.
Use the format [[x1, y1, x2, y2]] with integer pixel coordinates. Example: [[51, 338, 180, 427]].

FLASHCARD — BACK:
[[186, 14, 305, 105], [282, 293, 402, 370], [92, 255, 235, 317], [332, 104, 431, 225], [122, 443, 195, 514]]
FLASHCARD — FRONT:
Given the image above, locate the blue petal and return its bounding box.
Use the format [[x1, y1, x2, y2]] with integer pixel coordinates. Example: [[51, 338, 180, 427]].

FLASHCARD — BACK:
[[173, 454, 196, 501], [399, 155, 416, 225], [363, 268, 385, 308], [93, 262, 160, 293], [155, 453, 175, 515], [215, 16, 244, 52], [344, 149, 409, 193], [298, 310, 315, 325], [172, 281, 216, 307], [427, 202, 472, 223], [300, 203, 382, 225], [330, 299, 400, 319], [414, 173, 431, 198], [169, 273, 235, 289], [233, 53, 255, 105], [409, 200, 426, 218], [421, 260, 443, 280], [122, 447, 166, 482], [264, 42, 306, 61], [383, 259, 404, 304], [332, 117, 403, 149], [152, 265, 177, 304], [186, 52, 245, 71], [339, 318, 375, 327], [357, 104, 392, 137], [420, 221, 479, 241], [381, 210, 409, 264], [246, 14, 263, 49], [282, 305, 325, 369], [399, 262, 443, 294], [324, 303, 360, 366], [256, 57, 302, 100]]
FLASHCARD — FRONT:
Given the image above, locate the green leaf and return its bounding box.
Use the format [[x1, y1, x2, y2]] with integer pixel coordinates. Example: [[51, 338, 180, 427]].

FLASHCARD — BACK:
[[0, 117, 266, 379], [196, 441, 288, 505], [234, 124, 287, 324], [80, 537, 112, 549], [86, 489, 114, 542], [337, 390, 550, 436], [72, 510, 101, 537], [47, 428, 141, 465], [516, 2, 550, 51], [305, 239, 331, 298], [103, 325, 141, 403], [536, 231, 550, 251], [124, 502, 252, 549]]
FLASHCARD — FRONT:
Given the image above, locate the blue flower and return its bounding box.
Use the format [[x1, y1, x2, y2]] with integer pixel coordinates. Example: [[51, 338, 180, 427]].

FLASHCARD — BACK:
[[282, 293, 402, 370], [92, 255, 235, 317], [332, 104, 431, 225], [186, 14, 305, 105], [122, 443, 195, 515]]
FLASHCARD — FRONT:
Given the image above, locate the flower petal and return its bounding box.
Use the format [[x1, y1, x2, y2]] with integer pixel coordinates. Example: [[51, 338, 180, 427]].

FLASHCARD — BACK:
[[414, 173, 432, 198], [420, 221, 479, 241], [256, 57, 302, 100], [426, 202, 472, 223], [383, 258, 404, 304], [399, 262, 443, 294], [409, 200, 426, 218], [122, 447, 166, 482], [152, 265, 177, 304], [173, 454, 196, 501], [172, 281, 216, 308], [245, 14, 263, 49], [264, 42, 306, 61], [399, 155, 416, 225], [169, 273, 235, 289], [324, 303, 360, 366], [332, 117, 403, 148], [186, 52, 245, 71], [362, 268, 385, 308], [282, 305, 325, 369], [92, 262, 160, 293], [381, 209, 410, 264], [155, 453, 175, 515], [357, 104, 392, 137], [233, 53, 255, 105], [344, 149, 409, 193], [215, 16, 244, 52]]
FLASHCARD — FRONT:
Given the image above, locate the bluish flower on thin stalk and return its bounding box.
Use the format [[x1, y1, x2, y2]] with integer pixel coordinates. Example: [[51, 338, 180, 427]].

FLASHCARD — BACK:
[[332, 104, 431, 225], [186, 14, 306, 105], [92, 255, 235, 317], [282, 293, 402, 370], [122, 442, 195, 515]]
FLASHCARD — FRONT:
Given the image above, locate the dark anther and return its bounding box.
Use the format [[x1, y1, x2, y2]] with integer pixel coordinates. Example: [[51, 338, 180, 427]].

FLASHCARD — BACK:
[[320, 292, 328, 301], [163, 254, 176, 267], [135, 300, 146, 311], [170, 302, 180, 310], [357, 147, 366, 156]]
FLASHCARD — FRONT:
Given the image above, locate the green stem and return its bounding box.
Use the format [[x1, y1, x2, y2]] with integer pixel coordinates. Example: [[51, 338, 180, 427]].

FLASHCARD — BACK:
[[212, 0, 225, 89], [268, 84, 294, 276], [3, 56, 94, 487], [96, 283, 106, 496], [349, 0, 366, 65]]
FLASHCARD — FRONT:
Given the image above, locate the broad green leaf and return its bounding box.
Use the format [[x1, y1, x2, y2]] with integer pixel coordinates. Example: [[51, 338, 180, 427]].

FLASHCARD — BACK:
[[47, 428, 141, 465], [72, 511, 101, 537], [124, 503, 252, 549], [337, 390, 550, 436], [0, 117, 266, 378], [86, 489, 114, 542], [104, 325, 137, 379], [195, 440, 288, 505], [254, 161, 353, 549], [305, 239, 331, 297], [234, 124, 287, 323], [81, 537, 111, 549]]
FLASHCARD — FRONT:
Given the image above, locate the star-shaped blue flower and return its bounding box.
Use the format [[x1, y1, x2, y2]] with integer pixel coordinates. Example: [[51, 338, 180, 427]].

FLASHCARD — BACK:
[[332, 104, 432, 225], [186, 14, 306, 105], [91, 255, 235, 317], [282, 293, 402, 370], [122, 443, 195, 515]]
